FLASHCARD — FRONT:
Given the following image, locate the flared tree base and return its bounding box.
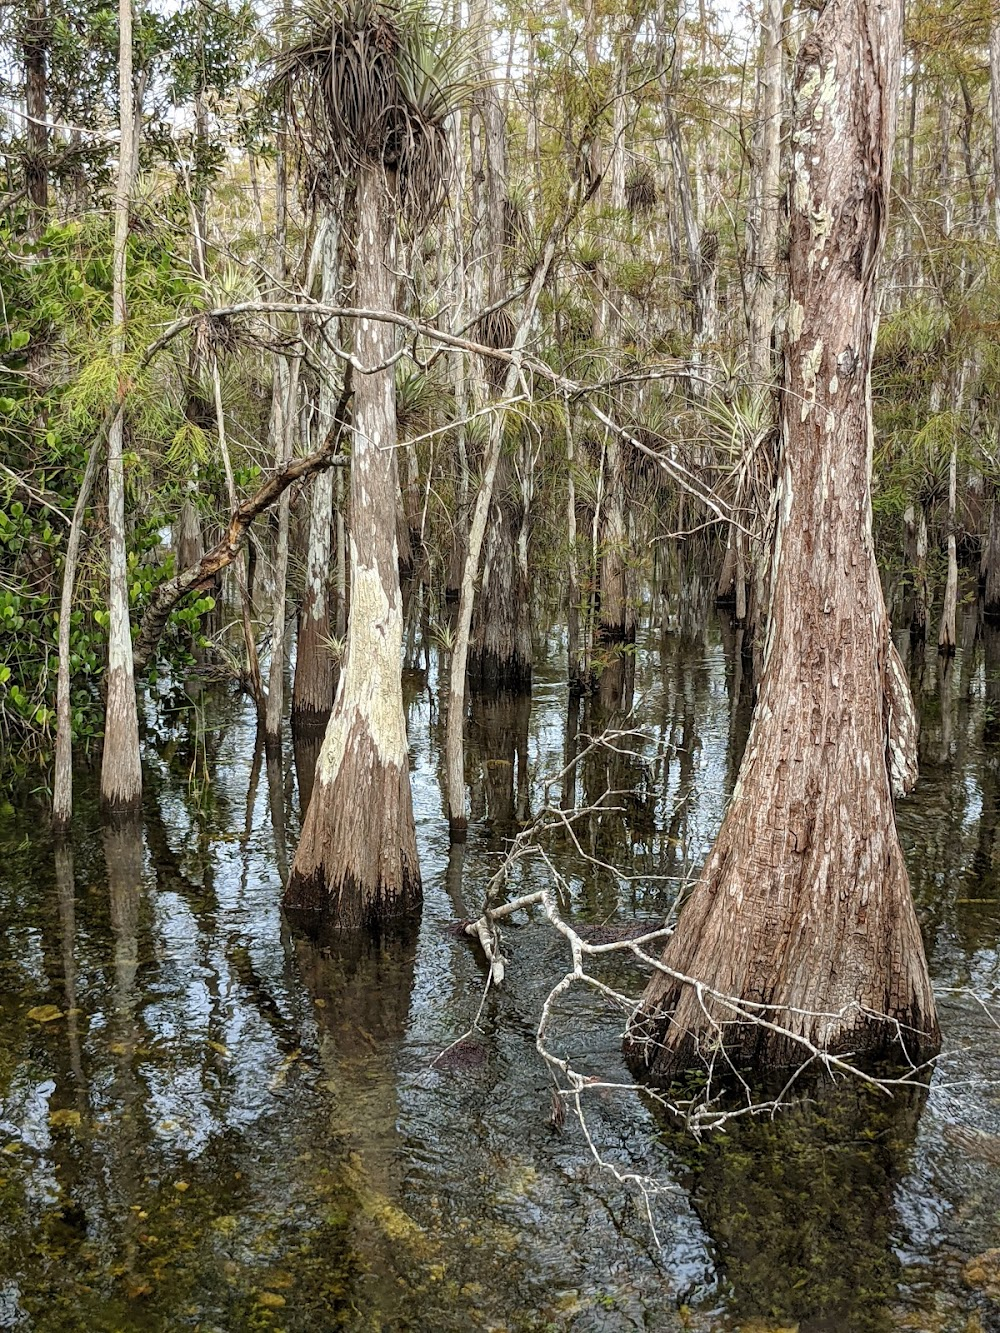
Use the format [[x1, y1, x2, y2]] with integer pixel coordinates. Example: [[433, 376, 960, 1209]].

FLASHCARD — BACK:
[[284, 724, 421, 930]]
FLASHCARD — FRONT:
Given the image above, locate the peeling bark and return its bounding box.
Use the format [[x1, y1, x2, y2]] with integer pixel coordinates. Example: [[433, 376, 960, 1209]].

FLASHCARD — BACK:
[[626, 0, 938, 1078]]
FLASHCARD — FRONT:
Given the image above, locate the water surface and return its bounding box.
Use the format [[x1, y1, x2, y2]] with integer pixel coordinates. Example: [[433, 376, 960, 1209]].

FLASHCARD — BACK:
[[2, 597, 1000, 1331]]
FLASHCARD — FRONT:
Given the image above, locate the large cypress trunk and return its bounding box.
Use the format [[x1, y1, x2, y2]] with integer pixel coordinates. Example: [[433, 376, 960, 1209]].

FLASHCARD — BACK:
[[625, 0, 938, 1078], [284, 167, 420, 927]]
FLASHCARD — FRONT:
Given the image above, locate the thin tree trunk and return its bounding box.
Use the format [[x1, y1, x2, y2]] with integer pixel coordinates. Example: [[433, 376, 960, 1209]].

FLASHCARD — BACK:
[[265, 358, 299, 741], [991, 3, 1000, 242], [24, 0, 47, 234], [746, 0, 783, 384], [939, 436, 959, 654], [293, 216, 340, 723], [566, 410, 586, 691], [53, 419, 106, 824], [465, 5, 527, 687], [100, 0, 142, 813], [444, 168, 597, 837], [626, 0, 938, 1077], [284, 167, 420, 926], [983, 483, 1000, 619], [211, 353, 266, 716]]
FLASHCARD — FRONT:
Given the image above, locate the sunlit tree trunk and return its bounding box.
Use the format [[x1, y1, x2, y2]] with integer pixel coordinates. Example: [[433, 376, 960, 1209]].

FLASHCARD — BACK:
[[626, 0, 938, 1077], [293, 216, 340, 723], [285, 167, 420, 925], [100, 0, 142, 814]]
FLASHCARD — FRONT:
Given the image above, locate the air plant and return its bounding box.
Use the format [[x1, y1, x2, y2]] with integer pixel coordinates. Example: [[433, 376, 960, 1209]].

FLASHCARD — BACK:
[[270, 0, 480, 224], [624, 163, 657, 216], [474, 305, 517, 389]]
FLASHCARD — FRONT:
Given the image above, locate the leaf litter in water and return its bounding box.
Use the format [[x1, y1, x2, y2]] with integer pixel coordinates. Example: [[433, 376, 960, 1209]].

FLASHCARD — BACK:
[[26, 1005, 63, 1023], [48, 1109, 81, 1128]]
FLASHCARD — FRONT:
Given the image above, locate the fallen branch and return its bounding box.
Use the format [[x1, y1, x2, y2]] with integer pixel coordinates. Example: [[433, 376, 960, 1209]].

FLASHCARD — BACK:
[[132, 419, 350, 672]]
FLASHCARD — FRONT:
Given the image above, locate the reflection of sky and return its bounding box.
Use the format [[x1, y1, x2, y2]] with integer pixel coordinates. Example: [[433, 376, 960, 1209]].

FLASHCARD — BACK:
[[4, 603, 1000, 1325]]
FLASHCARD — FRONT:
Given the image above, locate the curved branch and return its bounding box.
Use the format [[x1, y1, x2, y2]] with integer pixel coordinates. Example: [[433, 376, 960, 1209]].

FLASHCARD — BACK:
[[132, 433, 350, 673]]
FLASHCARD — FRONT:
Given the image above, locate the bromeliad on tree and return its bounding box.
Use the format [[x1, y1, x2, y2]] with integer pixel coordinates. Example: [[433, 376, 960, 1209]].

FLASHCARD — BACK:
[[272, 0, 476, 927]]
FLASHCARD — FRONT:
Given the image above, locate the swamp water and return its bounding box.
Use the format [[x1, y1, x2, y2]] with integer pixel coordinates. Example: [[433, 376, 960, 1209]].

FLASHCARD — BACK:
[[2, 596, 1000, 1332]]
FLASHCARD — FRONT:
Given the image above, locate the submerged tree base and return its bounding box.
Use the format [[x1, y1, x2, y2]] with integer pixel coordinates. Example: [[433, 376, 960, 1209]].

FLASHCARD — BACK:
[[284, 721, 422, 929], [284, 869, 421, 932], [624, 992, 941, 1085], [623, 771, 941, 1084]]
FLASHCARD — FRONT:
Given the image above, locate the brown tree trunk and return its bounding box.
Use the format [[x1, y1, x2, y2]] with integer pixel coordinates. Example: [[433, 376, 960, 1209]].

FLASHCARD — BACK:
[[596, 435, 635, 648], [24, 0, 48, 234], [625, 0, 938, 1078], [983, 483, 1000, 620], [468, 465, 532, 691], [284, 166, 420, 927]]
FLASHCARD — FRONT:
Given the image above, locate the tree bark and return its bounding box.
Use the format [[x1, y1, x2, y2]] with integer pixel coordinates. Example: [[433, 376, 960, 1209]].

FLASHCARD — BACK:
[[100, 0, 142, 814], [468, 466, 532, 691], [211, 350, 266, 717], [293, 465, 337, 720], [293, 216, 340, 723], [284, 166, 420, 927], [746, 0, 783, 385], [991, 1, 1000, 242], [24, 0, 48, 234], [983, 483, 1000, 620], [938, 436, 958, 654], [53, 418, 106, 825], [265, 355, 298, 742], [596, 434, 635, 648], [444, 163, 598, 837], [625, 0, 938, 1078], [464, 10, 528, 688]]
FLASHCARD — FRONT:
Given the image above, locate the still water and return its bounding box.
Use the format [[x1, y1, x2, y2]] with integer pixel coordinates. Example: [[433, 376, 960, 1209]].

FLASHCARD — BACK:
[[2, 590, 1000, 1332]]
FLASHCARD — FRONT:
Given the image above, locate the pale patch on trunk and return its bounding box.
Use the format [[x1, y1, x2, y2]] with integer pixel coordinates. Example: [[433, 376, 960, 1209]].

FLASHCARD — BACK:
[[285, 166, 419, 926], [315, 553, 407, 788]]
